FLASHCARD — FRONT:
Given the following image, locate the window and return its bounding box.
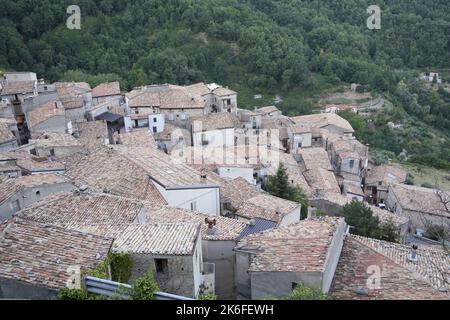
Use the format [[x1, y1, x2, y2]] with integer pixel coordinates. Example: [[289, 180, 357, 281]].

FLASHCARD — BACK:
[[292, 282, 299, 290], [36, 190, 41, 196], [298, 142, 302, 148], [49, 149, 56, 157], [135, 110, 139, 114], [155, 259, 168, 273], [153, 118, 157, 123], [190, 201, 197, 211], [152, 127, 157, 133], [349, 160, 355, 169]]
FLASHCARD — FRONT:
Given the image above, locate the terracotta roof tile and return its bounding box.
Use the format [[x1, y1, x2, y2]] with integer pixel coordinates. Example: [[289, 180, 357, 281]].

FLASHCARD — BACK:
[[330, 235, 449, 299], [0, 218, 112, 290], [113, 223, 200, 255], [237, 217, 346, 272]]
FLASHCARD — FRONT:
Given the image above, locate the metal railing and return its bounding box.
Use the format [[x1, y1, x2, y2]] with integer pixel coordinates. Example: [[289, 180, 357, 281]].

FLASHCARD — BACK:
[[83, 276, 194, 300]]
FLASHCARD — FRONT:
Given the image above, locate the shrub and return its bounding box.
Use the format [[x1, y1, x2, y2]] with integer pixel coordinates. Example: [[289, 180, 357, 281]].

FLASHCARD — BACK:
[[405, 173, 415, 185], [199, 293, 217, 300], [110, 252, 133, 283], [131, 272, 159, 300], [421, 182, 434, 189], [285, 283, 330, 300], [58, 288, 93, 300]]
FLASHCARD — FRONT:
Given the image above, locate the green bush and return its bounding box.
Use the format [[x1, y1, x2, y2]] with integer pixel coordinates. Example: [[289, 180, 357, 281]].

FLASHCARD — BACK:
[[131, 272, 160, 300], [110, 252, 134, 283], [285, 283, 330, 300], [199, 293, 217, 300], [58, 288, 93, 300]]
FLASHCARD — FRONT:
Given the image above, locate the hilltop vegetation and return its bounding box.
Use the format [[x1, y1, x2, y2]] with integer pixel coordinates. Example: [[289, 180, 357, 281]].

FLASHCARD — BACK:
[[1, 0, 449, 89], [1, 0, 449, 168]]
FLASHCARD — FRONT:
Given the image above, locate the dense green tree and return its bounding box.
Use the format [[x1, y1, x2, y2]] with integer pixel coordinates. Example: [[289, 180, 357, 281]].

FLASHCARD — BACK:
[[341, 201, 381, 238], [267, 163, 309, 219]]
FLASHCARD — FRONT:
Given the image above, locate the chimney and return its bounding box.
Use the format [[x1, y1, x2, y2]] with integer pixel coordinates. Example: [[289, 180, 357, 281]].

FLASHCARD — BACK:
[[200, 168, 207, 181], [205, 217, 217, 235], [408, 245, 419, 262]]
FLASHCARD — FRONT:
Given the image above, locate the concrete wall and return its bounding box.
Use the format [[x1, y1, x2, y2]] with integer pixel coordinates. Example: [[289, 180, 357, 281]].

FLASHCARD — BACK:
[[93, 94, 123, 106], [35, 145, 86, 159], [65, 106, 86, 124], [202, 240, 237, 299], [31, 116, 67, 134], [250, 271, 322, 299], [309, 198, 343, 216], [0, 277, 57, 300], [148, 114, 165, 133], [129, 253, 198, 298], [290, 132, 312, 153], [235, 249, 254, 299], [279, 206, 301, 226], [321, 220, 346, 292], [214, 94, 237, 113], [339, 156, 361, 176], [193, 128, 235, 148], [153, 182, 220, 216], [0, 140, 18, 153], [217, 167, 255, 185], [0, 181, 75, 222]]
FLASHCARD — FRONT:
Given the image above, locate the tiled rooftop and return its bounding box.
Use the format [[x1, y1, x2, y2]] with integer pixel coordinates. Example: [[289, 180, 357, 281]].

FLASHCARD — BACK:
[[113, 146, 221, 188], [146, 205, 247, 241], [0, 218, 113, 290], [113, 223, 200, 255], [1, 150, 65, 173], [66, 147, 167, 204], [333, 138, 368, 159], [291, 113, 354, 133], [0, 122, 15, 144], [16, 192, 145, 238], [0, 174, 68, 205], [256, 106, 279, 115], [27, 101, 65, 128], [390, 184, 449, 217], [212, 86, 236, 97], [185, 82, 211, 97], [236, 194, 300, 223], [92, 82, 121, 98], [304, 167, 341, 195], [237, 217, 346, 272], [330, 235, 449, 299], [0, 81, 35, 95], [298, 147, 333, 171], [365, 164, 407, 186], [76, 121, 109, 152], [115, 129, 157, 148], [191, 112, 240, 132], [265, 152, 311, 195], [220, 177, 260, 210], [370, 206, 409, 227], [127, 84, 204, 109], [30, 132, 83, 148], [55, 82, 90, 109]]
